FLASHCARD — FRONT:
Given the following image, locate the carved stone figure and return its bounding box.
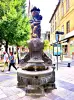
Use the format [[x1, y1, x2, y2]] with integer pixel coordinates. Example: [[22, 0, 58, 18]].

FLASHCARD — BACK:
[[30, 6, 42, 38]]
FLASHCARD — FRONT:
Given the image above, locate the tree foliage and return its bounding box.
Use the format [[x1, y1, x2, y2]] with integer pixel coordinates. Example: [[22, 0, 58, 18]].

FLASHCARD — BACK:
[[43, 39, 50, 51], [0, 0, 31, 47]]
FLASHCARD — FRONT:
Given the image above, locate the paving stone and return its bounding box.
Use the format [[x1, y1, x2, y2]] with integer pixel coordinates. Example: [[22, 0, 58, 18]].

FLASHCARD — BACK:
[[0, 93, 7, 99], [0, 80, 17, 87], [0, 97, 10, 100], [0, 89, 4, 94], [0, 75, 13, 82], [11, 86, 24, 94], [57, 80, 74, 92], [17, 91, 26, 97], [8, 95, 19, 100], [2, 88, 16, 96], [54, 97, 65, 100], [65, 92, 74, 100], [0, 64, 74, 100], [19, 96, 33, 100], [0, 87, 13, 92], [52, 87, 72, 99], [46, 93, 62, 100], [19, 96, 51, 100]]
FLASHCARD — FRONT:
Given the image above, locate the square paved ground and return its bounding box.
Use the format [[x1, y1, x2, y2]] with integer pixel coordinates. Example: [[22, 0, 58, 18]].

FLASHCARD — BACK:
[[0, 65, 74, 100]]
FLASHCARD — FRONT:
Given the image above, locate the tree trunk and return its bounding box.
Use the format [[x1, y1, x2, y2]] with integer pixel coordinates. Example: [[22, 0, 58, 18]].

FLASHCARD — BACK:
[[16, 46, 19, 64], [5, 41, 8, 53]]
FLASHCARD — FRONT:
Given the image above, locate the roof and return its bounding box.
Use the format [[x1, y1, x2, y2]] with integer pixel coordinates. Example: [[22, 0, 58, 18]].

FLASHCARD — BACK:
[[49, 1, 60, 23]]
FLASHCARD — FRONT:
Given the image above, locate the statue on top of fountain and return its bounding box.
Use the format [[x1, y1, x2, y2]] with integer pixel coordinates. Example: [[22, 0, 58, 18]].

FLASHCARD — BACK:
[[19, 6, 52, 66], [30, 6, 42, 38]]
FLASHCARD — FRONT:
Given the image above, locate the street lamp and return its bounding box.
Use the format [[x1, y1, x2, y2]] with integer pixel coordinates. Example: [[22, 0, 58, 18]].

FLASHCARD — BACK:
[[55, 31, 64, 35]]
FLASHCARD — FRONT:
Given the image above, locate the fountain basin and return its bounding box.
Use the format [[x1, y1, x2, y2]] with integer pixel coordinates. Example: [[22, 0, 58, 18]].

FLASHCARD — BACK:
[[17, 67, 55, 88]]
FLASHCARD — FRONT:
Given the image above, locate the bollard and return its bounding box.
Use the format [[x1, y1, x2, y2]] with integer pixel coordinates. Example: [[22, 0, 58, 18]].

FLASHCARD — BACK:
[[67, 63, 70, 67], [53, 64, 55, 66]]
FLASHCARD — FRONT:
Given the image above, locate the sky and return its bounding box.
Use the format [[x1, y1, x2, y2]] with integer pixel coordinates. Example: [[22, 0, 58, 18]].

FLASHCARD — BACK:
[[26, 0, 59, 33]]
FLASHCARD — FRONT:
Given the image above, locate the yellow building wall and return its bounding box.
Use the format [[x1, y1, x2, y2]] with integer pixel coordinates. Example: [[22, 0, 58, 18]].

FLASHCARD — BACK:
[[69, 37, 74, 56], [51, 0, 74, 41], [58, 0, 74, 33], [50, 0, 74, 57]]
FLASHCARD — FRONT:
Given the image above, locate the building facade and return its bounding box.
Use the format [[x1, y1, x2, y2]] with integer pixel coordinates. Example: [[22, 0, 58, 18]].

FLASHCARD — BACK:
[[49, 0, 74, 57]]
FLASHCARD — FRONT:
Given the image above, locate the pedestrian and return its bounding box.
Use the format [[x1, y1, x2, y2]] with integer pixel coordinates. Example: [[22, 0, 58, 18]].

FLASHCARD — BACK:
[[52, 55, 56, 67], [14, 52, 17, 64], [1, 51, 9, 72], [6, 52, 17, 73]]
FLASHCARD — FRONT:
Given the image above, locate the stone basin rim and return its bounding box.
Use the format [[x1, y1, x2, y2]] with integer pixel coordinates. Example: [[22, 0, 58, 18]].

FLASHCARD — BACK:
[[17, 68, 53, 76]]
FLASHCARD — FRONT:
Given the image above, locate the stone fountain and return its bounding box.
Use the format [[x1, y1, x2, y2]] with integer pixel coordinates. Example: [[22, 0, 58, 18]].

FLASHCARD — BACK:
[[17, 7, 55, 95]]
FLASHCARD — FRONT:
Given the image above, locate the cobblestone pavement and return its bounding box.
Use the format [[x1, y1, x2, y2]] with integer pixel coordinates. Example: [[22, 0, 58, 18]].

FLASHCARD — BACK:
[[0, 63, 74, 100]]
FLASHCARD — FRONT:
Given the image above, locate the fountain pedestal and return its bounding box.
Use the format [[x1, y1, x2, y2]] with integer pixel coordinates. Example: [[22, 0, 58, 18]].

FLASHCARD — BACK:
[[17, 37, 55, 95]]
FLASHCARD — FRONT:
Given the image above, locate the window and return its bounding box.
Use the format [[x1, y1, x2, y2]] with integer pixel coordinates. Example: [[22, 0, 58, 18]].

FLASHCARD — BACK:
[[61, 25, 64, 32], [51, 27, 52, 33], [55, 22, 56, 30], [51, 22, 52, 33], [53, 24, 54, 32], [61, 4, 64, 16], [66, 0, 69, 11], [64, 45, 67, 54], [55, 14, 56, 20], [61, 25, 64, 39], [66, 21, 70, 33], [54, 14, 56, 30], [57, 9, 60, 25], [52, 19, 54, 32]]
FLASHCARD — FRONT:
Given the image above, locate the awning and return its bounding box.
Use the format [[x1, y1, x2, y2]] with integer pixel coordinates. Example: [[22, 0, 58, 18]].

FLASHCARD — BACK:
[[61, 42, 68, 45], [65, 30, 74, 39], [50, 30, 74, 45], [53, 40, 56, 43]]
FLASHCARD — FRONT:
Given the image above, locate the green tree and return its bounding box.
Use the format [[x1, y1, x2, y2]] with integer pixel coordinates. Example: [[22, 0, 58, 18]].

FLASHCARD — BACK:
[[0, 0, 30, 52], [43, 39, 50, 51]]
